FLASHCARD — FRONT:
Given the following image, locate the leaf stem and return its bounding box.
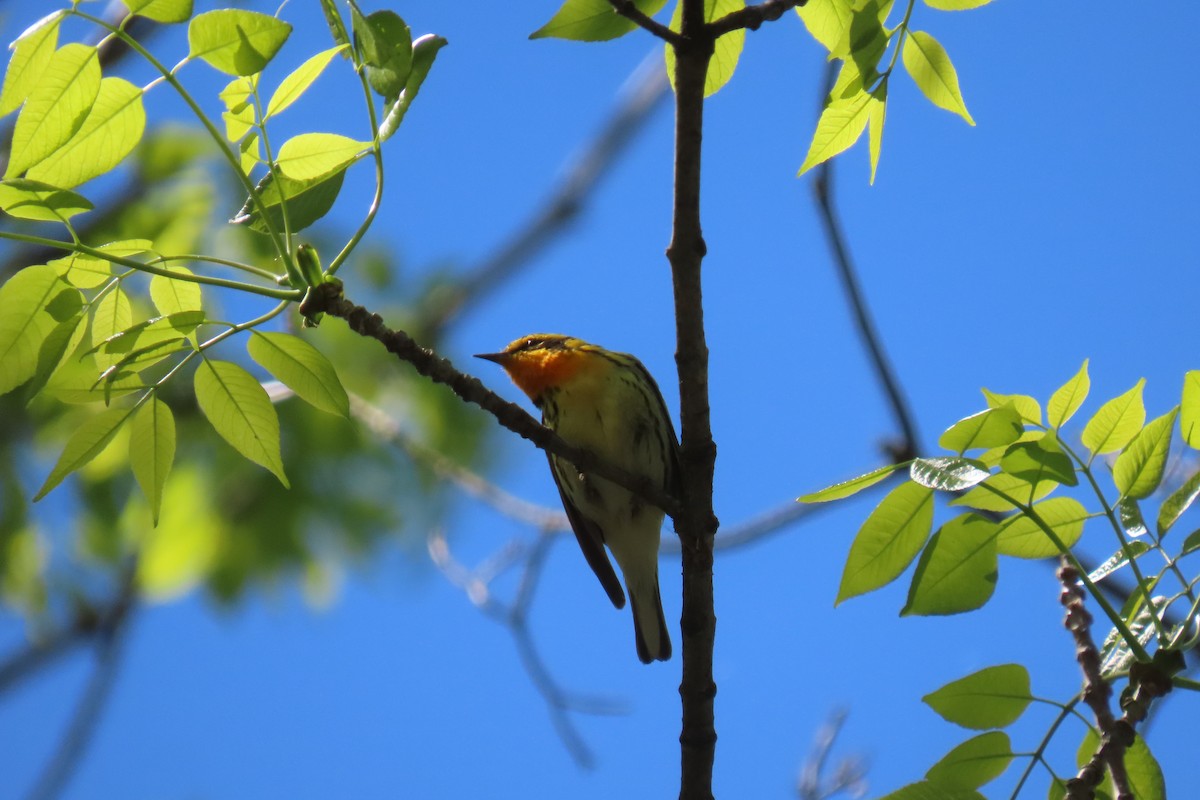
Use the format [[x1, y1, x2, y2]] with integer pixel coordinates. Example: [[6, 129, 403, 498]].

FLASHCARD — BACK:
[[325, 65, 385, 278]]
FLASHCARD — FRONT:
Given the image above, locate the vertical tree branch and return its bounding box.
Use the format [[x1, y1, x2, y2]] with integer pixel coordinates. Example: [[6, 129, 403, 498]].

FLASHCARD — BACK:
[[667, 3, 720, 798]]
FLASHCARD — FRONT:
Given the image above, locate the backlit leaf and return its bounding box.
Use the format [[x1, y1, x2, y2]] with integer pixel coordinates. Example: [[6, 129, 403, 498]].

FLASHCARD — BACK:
[[0, 11, 63, 117], [950, 471, 1055, 512], [194, 359, 289, 486], [938, 405, 1023, 453], [1180, 370, 1200, 448], [129, 397, 175, 524], [995, 497, 1087, 559], [902, 30, 973, 124], [0, 265, 70, 395], [122, 0, 193, 24], [34, 406, 136, 500], [247, 331, 348, 417], [188, 9, 292, 76], [275, 133, 366, 182], [837, 481, 934, 603], [6, 43, 100, 177], [1113, 407, 1178, 499], [1081, 379, 1145, 455], [798, 462, 904, 502], [149, 266, 203, 316], [796, 0, 852, 54], [92, 286, 133, 370], [925, 732, 1012, 790], [1047, 360, 1089, 428], [266, 44, 347, 117], [981, 388, 1041, 426], [530, 0, 668, 41], [922, 664, 1031, 729], [902, 513, 998, 616], [910, 457, 990, 492]]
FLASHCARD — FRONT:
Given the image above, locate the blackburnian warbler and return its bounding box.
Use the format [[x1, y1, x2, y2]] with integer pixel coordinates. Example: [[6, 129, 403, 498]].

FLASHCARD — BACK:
[[477, 335, 679, 663]]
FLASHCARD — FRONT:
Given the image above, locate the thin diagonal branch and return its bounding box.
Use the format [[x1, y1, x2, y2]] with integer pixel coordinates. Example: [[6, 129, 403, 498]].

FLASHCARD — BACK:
[[300, 281, 682, 519], [812, 62, 919, 464], [607, 0, 684, 45], [708, 0, 807, 37]]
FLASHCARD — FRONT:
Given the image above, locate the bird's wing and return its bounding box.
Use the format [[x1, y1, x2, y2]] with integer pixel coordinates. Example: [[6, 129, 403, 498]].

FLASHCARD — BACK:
[[548, 453, 626, 609]]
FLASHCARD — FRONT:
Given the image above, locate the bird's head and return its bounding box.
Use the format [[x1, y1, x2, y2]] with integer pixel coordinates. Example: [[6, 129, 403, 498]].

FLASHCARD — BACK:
[[476, 334, 597, 403]]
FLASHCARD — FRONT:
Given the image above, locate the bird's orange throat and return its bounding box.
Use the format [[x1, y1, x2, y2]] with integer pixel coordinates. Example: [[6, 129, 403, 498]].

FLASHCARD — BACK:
[[504, 348, 589, 402]]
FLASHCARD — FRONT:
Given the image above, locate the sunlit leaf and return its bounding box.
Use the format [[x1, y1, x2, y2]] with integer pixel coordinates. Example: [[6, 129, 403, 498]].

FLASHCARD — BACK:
[[798, 78, 872, 175], [266, 44, 347, 117], [902, 30, 973, 124], [1179, 370, 1200, 449], [530, 0, 669, 41], [902, 513, 998, 616], [136, 466, 220, 601], [6, 43, 100, 177], [995, 497, 1087, 559], [925, 732, 1012, 790], [275, 133, 367, 182], [247, 331, 348, 417], [1087, 541, 1151, 584], [950, 471, 1055, 512], [867, 78, 886, 183], [129, 397, 175, 525], [33, 406, 136, 500], [92, 286, 133, 370], [836, 481, 934, 603], [0, 264, 70, 395], [188, 9, 292, 76], [1115, 496, 1149, 539], [1081, 379, 1145, 455], [1047, 359, 1089, 429], [26, 78, 146, 189], [122, 0, 193, 24], [1113, 407, 1177, 499], [938, 405, 1023, 453], [149, 266, 203, 317], [798, 462, 904, 502], [351, 9, 411, 99], [910, 457, 990, 492], [876, 783, 985, 800], [998, 439, 1077, 487], [1075, 730, 1165, 800], [1157, 468, 1200, 537], [922, 664, 1031, 729], [0, 11, 63, 117], [981, 388, 1041, 426], [795, 0, 853, 54], [0, 179, 92, 223], [231, 169, 346, 235], [194, 359, 289, 486], [924, 0, 993, 9]]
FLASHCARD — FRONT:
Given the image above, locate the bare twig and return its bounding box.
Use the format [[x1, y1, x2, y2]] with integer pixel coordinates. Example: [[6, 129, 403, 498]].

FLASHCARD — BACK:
[[796, 709, 868, 800], [811, 62, 919, 464], [423, 53, 669, 334], [607, 0, 685, 45], [709, 0, 807, 37], [428, 529, 626, 768]]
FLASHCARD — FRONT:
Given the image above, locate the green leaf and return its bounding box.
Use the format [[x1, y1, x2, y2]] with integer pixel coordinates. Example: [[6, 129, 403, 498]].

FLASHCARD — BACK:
[[981, 388, 1041, 426], [266, 44, 347, 117], [1157, 468, 1200, 536], [1115, 496, 1149, 539], [796, 0, 853, 53], [1081, 378, 1145, 455], [275, 133, 366, 182], [1180, 370, 1200, 448], [33, 406, 136, 500], [867, 78, 886, 184], [799, 76, 873, 175], [998, 439, 1077, 488], [0, 265, 70, 395], [1181, 529, 1200, 558], [995, 497, 1087, 559], [92, 286, 133, 371], [129, 397, 175, 525], [247, 332, 348, 417], [0, 11, 63, 117], [938, 406, 1024, 453], [950, 471, 1055, 512], [1087, 541, 1151, 584], [136, 466, 219, 601], [231, 168, 346, 235], [187, 9, 292, 76], [0, 179, 92, 222], [376, 34, 447, 141], [901, 30, 973, 124], [925, 731, 1012, 790], [122, 0, 193, 24], [1113, 407, 1178, 499], [319, 0, 351, 51], [6, 43, 100, 178], [219, 75, 257, 141], [194, 359, 289, 486], [909, 456, 990, 492], [351, 10, 412, 99], [876, 783, 985, 800], [149, 266, 203, 317], [26, 78, 146, 189], [836, 481, 934, 604], [902, 513, 998, 616], [44, 357, 145, 404], [91, 311, 203, 364], [664, 0, 745, 98], [924, 0, 993, 9], [922, 664, 1031, 729], [798, 462, 904, 502], [839, 0, 889, 79], [1047, 359, 1089, 428], [50, 239, 151, 288], [530, 0, 668, 41], [24, 308, 87, 402]]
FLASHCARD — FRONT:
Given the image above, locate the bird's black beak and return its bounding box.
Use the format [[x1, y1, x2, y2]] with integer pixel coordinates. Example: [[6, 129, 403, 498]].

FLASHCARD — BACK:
[[474, 352, 507, 364]]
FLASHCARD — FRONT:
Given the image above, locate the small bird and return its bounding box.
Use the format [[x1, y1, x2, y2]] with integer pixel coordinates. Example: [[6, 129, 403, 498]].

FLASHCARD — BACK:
[[477, 334, 678, 663]]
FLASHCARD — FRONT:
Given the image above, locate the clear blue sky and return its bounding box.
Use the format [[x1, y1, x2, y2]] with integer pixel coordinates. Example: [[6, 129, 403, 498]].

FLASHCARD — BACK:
[[3, 1, 1199, 798]]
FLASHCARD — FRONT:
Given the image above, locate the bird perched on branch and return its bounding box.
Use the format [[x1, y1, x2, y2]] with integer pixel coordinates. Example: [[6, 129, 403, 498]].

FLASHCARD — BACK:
[[477, 334, 678, 663]]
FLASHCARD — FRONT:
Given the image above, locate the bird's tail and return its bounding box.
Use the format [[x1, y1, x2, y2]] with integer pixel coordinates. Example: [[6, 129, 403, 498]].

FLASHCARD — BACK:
[[630, 578, 671, 663]]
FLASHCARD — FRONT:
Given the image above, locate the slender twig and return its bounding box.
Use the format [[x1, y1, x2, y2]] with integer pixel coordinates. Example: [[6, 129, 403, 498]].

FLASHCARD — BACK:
[[796, 709, 868, 800], [607, 0, 685, 45], [422, 53, 670, 334], [300, 281, 681, 518], [708, 0, 807, 37], [812, 62, 919, 463]]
